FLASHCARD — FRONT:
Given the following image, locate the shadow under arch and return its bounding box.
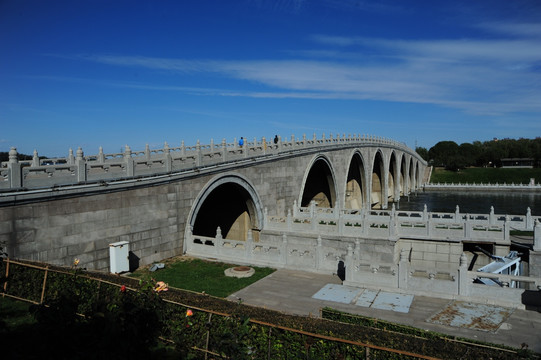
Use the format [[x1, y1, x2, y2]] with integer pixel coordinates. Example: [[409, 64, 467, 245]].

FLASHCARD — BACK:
[[299, 155, 338, 208], [188, 174, 264, 242]]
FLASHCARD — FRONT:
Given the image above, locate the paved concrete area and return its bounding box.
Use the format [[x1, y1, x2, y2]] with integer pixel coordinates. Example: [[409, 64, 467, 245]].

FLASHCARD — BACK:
[[228, 269, 541, 353]]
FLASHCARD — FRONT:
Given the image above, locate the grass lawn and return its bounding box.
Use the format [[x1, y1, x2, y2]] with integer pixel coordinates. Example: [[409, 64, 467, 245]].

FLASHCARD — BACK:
[[430, 167, 541, 184], [0, 296, 36, 331], [130, 257, 276, 298]]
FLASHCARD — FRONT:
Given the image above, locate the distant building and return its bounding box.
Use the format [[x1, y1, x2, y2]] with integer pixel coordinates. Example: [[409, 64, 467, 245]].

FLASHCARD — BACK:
[[501, 158, 534, 168]]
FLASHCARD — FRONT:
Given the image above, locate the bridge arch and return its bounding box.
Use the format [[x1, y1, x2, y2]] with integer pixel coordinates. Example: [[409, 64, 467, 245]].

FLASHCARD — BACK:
[[300, 155, 338, 208], [188, 174, 264, 244], [388, 151, 398, 203], [399, 154, 407, 196], [370, 150, 385, 208], [345, 151, 367, 210]]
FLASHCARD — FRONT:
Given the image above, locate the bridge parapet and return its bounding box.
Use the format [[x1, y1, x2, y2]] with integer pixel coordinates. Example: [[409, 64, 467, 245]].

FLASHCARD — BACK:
[[1, 133, 417, 191], [265, 203, 540, 243]]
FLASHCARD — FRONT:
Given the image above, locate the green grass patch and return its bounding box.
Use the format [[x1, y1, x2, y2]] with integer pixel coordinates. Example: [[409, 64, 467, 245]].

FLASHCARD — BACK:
[[430, 167, 541, 184], [0, 296, 36, 330], [130, 258, 275, 298]]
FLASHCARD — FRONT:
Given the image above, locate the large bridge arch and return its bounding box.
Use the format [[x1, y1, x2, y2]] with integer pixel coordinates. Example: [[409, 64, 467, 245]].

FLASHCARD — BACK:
[[188, 174, 264, 245], [344, 151, 367, 210], [300, 155, 338, 208]]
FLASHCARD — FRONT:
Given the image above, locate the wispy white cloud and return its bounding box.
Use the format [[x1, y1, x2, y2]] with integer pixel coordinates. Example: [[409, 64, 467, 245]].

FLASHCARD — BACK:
[[54, 24, 541, 117]]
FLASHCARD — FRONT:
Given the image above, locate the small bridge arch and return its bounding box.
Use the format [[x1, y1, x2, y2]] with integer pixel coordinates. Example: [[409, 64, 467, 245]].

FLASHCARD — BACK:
[[300, 155, 338, 208]]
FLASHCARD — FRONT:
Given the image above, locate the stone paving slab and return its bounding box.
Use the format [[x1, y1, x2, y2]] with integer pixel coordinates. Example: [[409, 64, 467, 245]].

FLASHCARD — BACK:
[[371, 292, 414, 313], [428, 301, 514, 332], [312, 284, 362, 304]]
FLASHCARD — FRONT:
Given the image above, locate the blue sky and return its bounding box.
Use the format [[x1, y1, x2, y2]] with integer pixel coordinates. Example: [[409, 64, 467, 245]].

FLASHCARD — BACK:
[[1, 0, 540, 157]]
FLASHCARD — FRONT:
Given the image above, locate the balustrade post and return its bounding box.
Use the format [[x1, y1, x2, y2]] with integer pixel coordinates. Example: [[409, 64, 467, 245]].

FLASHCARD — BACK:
[[458, 252, 469, 296], [68, 148, 75, 165], [76, 147, 87, 182], [291, 134, 295, 148], [221, 138, 227, 162], [210, 138, 214, 151], [310, 200, 316, 218], [277, 135, 282, 151], [164, 142, 172, 172], [312, 133, 316, 144], [293, 200, 298, 217], [124, 145, 134, 177], [489, 206, 495, 225], [534, 220, 541, 252], [32, 150, 39, 167], [398, 248, 409, 290], [454, 205, 460, 221], [316, 236, 322, 270], [180, 140, 185, 156], [526, 207, 533, 229], [8, 147, 22, 188], [215, 227, 223, 256], [196, 140, 202, 166], [281, 234, 288, 266], [97, 147, 105, 163], [345, 244, 354, 283], [144, 144, 150, 161], [287, 209, 292, 231], [302, 134, 306, 147], [262, 136, 267, 155], [246, 229, 253, 261], [504, 215, 510, 242]]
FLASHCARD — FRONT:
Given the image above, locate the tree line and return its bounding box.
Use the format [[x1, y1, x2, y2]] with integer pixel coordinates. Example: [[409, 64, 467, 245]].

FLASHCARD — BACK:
[[415, 137, 541, 171]]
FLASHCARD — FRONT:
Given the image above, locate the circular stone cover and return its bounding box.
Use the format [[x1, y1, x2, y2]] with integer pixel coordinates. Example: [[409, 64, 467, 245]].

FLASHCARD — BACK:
[[224, 266, 255, 278]]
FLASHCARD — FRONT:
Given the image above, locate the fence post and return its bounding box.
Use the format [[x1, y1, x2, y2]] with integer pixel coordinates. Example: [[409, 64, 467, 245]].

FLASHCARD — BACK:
[[40, 267, 49, 304]]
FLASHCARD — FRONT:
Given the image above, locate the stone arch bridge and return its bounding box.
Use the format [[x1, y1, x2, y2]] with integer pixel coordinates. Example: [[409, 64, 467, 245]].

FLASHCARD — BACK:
[[0, 134, 427, 270]]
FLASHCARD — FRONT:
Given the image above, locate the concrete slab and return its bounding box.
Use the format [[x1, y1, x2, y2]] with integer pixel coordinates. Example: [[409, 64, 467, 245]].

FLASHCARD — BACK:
[[428, 301, 515, 332], [312, 284, 361, 304], [355, 289, 379, 307], [371, 292, 414, 313]]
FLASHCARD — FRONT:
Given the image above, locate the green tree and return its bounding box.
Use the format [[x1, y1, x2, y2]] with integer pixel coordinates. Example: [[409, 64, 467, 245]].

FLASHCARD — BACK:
[[415, 146, 428, 161]]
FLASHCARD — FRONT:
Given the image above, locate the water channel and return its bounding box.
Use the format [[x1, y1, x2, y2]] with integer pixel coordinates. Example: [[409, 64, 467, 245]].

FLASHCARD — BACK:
[[395, 191, 541, 216]]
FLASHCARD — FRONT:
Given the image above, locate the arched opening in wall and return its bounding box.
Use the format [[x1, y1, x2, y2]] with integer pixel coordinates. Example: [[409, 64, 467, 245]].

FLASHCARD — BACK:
[[388, 153, 397, 203], [400, 156, 407, 196], [371, 151, 384, 208], [408, 158, 414, 193], [301, 157, 336, 208], [415, 162, 421, 188], [345, 153, 365, 210], [191, 178, 262, 242]]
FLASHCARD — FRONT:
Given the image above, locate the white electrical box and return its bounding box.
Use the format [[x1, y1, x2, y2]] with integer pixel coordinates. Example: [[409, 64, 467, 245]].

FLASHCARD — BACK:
[[109, 241, 130, 273]]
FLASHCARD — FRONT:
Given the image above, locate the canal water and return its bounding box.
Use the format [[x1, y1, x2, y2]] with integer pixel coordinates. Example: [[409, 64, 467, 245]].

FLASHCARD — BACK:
[[395, 191, 541, 216]]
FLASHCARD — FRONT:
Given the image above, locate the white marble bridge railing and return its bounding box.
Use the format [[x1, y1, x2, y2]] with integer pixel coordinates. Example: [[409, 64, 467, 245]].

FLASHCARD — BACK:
[[1, 133, 413, 190], [425, 182, 541, 190], [264, 201, 541, 245], [185, 227, 541, 308]]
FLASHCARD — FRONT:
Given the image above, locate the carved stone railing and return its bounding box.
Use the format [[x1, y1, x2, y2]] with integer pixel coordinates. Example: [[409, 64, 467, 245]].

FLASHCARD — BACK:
[[185, 226, 541, 308], [265, 202, 541, 245], [425, 182, 541, 190], [1, 133, 421, 191]]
